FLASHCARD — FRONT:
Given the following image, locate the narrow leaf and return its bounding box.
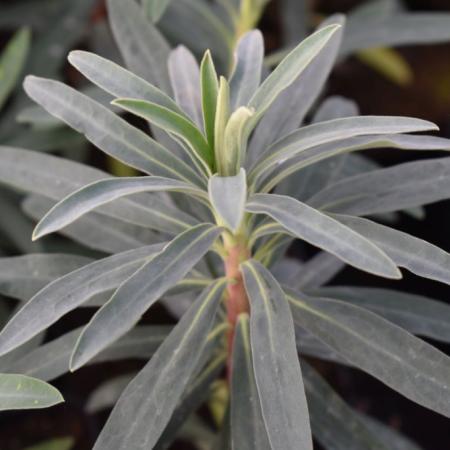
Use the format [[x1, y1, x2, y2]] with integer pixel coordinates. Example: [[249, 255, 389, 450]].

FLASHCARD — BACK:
[[310, 156, 450, 216], [0, 374, 63, 411], [68, 51, 183, 115], [0, 253, 92, 301], [241, 260, 313, 450], [333, 214, 450, 286], [214, 77, 231, 175], [250, 115, 438, 178], [23, 77, 204, 187], [7, 326, 169, 382], [246, 194, 401, 278], [231, 314, 271, 450], [248, 15, 344, 165], [93, 281, 226, 450], [168, 46, 203, 128], [107, 0, 171, 90], [70, 224, 221, 369], [342, 12, 450, 57], [313, 286, 450, 344], [23, 195, 163, 255], [200, 50, 219, 150], [302, 362, 388, 450], [229, 30, 264, 110], [33, 176, 205, 240], [223, 107, 254, 175], [248, 24, 341, 123], [294, 252, 345, 289], [113, 98, 213, 170], [0, 244, 164, 356], [209, 169, 246, 232], [289, 290, 450, 418], [257, 134, 450, 193]]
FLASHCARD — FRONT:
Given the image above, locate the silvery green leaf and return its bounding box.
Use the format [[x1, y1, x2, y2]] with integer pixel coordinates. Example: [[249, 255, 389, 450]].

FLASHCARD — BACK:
[[0, 244, 164, 356], [113, 98, 213, 171], [229, 30, 264, 110], [258, 134, 450, 193], [0, 28, 30, 109], [17, 85, 117, 130], [358, 413, 423, 450], [223, 107, 254, 175], [93, 280, 226, 450], [295, 252, 346, 289], [2, 127, 87, 153], [68, 51, 183, 115], [302, 362, 387, 450], [342, 13, 450, 57], [168, 46, 203, 129], [248, 24, 341, 125], [71, 224, 221, 369], [155, 342, 226, 449], [0, 374, 63, 411], [143, 0, 173, 23], [289, 290, 450, 417], [250, 116, 438, 183], [0, 149, 197, 236], [86, 373, 134, 413], [0, 331, 45, 373], [0, 148, 196, 235], [159, 0, 233, 73], [200, 50, 219, 150], [23, 195, 164, 255], [331, 214, 450, 286], [241, 260, 313, 450], [66, 51, 186, 160], [313, 286, 450, 344], [231, 314, 271, 450], [310, 156, 450, 216], [270, 258, 303, 285], [23, 77, 205, 187], [247, 16, 344, 166], [0, 253, 92, 301], [214, 77, 231, 175], [7, 326, 169, 382], [208, 169, 246, 232], [312, 95, 360, 123], [274, 91, 367, 200], [295, 327, 350, 367], [107, 0, 171, 91], [246, 194, 400, 279], [33, 176, 205, 240]]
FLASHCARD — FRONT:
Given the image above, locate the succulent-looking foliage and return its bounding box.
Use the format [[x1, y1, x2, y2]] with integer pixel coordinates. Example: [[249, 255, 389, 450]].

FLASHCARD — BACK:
[[2, 0, 450, 448]]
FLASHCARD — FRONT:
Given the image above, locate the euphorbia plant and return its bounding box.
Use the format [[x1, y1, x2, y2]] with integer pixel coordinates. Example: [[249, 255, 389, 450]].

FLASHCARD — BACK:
[[3, 10, 450, 450]]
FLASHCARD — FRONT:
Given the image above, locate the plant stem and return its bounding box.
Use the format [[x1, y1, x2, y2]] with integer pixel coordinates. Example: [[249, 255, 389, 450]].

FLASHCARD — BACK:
[[224, 238, 250, 380]]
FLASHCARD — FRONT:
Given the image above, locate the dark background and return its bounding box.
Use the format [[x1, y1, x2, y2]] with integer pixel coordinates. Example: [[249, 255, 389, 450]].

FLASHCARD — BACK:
[[1, 0, 450, 448]]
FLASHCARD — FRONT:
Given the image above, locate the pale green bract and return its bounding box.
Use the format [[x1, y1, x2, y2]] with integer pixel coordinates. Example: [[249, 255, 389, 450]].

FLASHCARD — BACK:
[[1, 4, 450, 449]]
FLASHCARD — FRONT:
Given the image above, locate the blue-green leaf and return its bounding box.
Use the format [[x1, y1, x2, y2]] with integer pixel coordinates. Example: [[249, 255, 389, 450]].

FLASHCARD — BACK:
[[208, 169, 246, 232], [0, 374, 63, 411], [241, 260, 313, 450], [246, 194, 401, 278], [70, 224, 221, 369], [93, 280, 226, 450]]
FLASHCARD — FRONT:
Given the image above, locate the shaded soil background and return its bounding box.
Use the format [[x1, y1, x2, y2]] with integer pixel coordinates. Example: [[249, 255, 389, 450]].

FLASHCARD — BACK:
[[1, 0, 450, 448]]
